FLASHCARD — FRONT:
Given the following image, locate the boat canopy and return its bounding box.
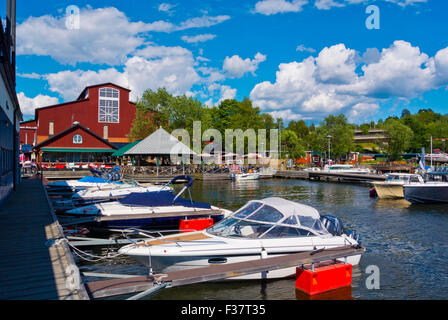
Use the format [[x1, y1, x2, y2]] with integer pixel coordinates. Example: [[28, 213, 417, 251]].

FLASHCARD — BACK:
[[78, 176, 121, 184], [118, 191, 212, 209], [208, 197, 329, 238]]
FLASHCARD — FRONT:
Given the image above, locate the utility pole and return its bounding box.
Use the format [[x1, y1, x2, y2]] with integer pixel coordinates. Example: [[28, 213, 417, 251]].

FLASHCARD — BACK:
[[327, 135, 332, 164]]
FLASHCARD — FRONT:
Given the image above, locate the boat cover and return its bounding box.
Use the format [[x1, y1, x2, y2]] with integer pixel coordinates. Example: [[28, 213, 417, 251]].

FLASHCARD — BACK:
[[78, 176, 121, 184], [118, 191, 212, 209]]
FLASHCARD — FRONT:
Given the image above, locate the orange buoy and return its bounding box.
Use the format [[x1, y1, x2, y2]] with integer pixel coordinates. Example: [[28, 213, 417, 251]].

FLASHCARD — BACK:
[[179, 218, 214, 233], [295, 261, 352, 296]]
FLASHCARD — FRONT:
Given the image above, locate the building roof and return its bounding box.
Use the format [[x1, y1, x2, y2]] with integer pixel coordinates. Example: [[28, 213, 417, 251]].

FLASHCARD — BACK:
[[34, 122, 118, 151], [111, 140, 141, 156], [125, 127, 196, 155], [33, 82, 133, 120]]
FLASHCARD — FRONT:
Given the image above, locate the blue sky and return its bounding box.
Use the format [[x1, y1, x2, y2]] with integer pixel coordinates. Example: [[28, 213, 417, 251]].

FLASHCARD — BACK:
[[13, 0, 448, 124]]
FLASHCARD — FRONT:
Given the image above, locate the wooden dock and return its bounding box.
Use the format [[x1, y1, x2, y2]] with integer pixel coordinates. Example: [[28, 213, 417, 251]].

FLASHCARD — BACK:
[[0, 177, 89, 300], [274, 170, 386, 183], [85, 245, 364, 299]]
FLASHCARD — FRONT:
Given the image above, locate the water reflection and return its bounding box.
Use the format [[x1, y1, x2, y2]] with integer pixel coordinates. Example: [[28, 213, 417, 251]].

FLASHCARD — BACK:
[[374, 199, 412, 210], [77, 179, 448, 300], [295, 286, 353, 300]]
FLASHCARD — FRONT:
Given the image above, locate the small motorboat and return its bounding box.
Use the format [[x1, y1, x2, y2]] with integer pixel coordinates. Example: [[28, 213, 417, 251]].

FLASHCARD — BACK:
[[323, 164, 370, 174], [372, 173, 423, 199], [53, 183, 173, 211], [64, 175, 232, 230], [118, 197, 362, 280], [404, 170, 448, 204], [230, 171, 260, 181], [46, 166, 131, 194]]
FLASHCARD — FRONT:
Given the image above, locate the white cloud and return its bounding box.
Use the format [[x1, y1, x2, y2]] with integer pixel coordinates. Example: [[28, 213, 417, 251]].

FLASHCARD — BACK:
[[296, 44, 316, 53], [315, 43, 357, 84], [314, 0, 345, 10], [181, 33, 216, 43], [268, 109, 304, 121], [254, 0, 308, 15], [347, 102, 380, 122], [223, 52, 267, 78], [250, 41, 448, 122], [44, 45, 200, 101], [218, 85, 237, 103], [17, 72, 43, 79], [18, 92, 60, 116], [17, 7, 230, 66], [158, 3, 176, 14]]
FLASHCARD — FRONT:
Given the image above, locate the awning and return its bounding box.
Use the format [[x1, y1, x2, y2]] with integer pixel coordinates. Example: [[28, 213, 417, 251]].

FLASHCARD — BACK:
[[111, 140, 141, 157], [41, 148, 115, 153]]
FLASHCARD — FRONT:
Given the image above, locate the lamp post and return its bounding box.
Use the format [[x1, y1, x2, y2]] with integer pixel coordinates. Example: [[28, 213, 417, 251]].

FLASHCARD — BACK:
[[327, 135, 332, 164]]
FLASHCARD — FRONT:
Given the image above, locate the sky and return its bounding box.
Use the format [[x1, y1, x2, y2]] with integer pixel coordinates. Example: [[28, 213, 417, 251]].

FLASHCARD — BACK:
[[11, 0, 448, 124]]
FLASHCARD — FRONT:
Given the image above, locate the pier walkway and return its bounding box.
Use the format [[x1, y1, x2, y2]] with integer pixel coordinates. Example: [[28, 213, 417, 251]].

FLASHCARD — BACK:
[[0, 177, 89, 300], [85, 245, 364, 299]]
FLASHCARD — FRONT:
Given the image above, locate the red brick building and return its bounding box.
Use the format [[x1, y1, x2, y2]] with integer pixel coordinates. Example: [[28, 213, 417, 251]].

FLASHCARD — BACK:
[[21, 83, 139, 167]]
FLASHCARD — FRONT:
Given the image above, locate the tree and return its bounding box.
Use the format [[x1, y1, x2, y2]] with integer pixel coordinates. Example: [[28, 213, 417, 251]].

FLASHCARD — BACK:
[[316, 114, 354, 159], [281, 130, 306, 159], [384, 119, 413, 159]]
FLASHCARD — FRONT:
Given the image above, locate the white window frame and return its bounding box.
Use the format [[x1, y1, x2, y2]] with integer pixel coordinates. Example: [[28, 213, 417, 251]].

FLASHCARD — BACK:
[[73, 134, 83, 144], [98, 87, 120, 123]]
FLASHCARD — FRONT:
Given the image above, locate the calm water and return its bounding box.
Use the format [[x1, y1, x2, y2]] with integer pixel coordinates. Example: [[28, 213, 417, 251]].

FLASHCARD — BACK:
[[78, 179, 448, 300]]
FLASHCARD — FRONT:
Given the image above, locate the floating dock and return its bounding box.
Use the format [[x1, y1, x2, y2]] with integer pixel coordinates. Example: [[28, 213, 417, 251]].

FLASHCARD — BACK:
[[274, 170, 387, 183], [84, 245, 364, 299], [0, 177, 89, 300]]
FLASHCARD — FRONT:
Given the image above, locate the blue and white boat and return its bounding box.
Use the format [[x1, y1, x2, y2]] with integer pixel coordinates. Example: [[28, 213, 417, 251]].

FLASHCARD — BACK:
[[46, 166, 132, 194], [64, 176, 232, 230]]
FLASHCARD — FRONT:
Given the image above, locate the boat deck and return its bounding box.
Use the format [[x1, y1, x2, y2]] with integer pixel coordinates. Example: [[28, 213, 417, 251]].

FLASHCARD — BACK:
[[0, 177, 89, 300]]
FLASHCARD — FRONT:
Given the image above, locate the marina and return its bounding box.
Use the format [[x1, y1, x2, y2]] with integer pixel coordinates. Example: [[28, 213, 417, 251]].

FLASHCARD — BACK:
[[3, 0, 448, 305], [31, 174, 447, 300]]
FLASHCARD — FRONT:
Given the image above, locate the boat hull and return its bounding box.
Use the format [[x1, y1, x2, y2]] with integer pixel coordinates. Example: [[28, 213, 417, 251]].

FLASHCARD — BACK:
[[372, 182, 404, 199], [129, 251, 361, 280], [404, 184, 448, 204]]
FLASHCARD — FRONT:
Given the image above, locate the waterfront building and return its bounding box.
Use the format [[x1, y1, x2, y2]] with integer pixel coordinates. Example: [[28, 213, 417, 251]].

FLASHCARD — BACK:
[[22, 83, 142, 167], [33, 122, 118, 168], [0, 0, 22, 206]]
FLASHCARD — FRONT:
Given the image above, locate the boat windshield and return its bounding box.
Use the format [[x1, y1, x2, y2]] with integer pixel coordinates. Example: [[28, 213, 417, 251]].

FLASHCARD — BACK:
[[207, 201, 329, 238], [386, 175, 410, 182]]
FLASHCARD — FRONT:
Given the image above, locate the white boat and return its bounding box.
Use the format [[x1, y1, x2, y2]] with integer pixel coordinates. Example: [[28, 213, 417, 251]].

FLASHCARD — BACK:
[[323, 164, 370, 174], [372, 173, 423, 199], [404, 171, 448, 204], [323, 164, 371, 174], [64, 176, 232, 230], [46, 166, 129, 192], [118, 197, 362, 280], [231, 172, 260, 181], [53, 184, 173, 210]]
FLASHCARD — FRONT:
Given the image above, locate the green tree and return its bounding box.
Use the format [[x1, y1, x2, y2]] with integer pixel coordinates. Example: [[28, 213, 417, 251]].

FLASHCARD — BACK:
[[316, 114, 354, 159], [281, 129, 306, 159], [384, 119, 413, 159]]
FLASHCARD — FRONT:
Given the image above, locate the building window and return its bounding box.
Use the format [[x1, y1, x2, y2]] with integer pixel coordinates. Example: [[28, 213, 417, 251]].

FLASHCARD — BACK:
[[98, 87, 119, 123], [103, 125, 109, 140], [73, 134, 83, 144], [49, 121, 54, 136]]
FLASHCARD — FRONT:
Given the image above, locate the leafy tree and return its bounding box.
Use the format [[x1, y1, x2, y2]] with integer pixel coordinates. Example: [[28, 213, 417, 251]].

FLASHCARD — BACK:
[[281, 129, 306, 159], [384, 119, 413, 159]]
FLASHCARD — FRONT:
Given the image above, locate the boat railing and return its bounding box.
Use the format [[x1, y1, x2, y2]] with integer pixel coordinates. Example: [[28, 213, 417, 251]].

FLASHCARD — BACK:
[[120, 228, 225, 247]]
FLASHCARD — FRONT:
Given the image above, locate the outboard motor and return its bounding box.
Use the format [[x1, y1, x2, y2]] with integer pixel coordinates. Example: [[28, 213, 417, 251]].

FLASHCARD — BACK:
[[320, 214, 361, 244], [320, 215, 344, 236]]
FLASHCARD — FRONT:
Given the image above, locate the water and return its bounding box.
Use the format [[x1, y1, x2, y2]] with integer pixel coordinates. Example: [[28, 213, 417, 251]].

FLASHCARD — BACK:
[[78, 179, 448, 300]]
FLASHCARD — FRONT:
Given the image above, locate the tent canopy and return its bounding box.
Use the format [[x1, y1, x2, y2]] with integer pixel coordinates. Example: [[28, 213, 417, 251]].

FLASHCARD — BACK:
[[125, 127, 196, 156]]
